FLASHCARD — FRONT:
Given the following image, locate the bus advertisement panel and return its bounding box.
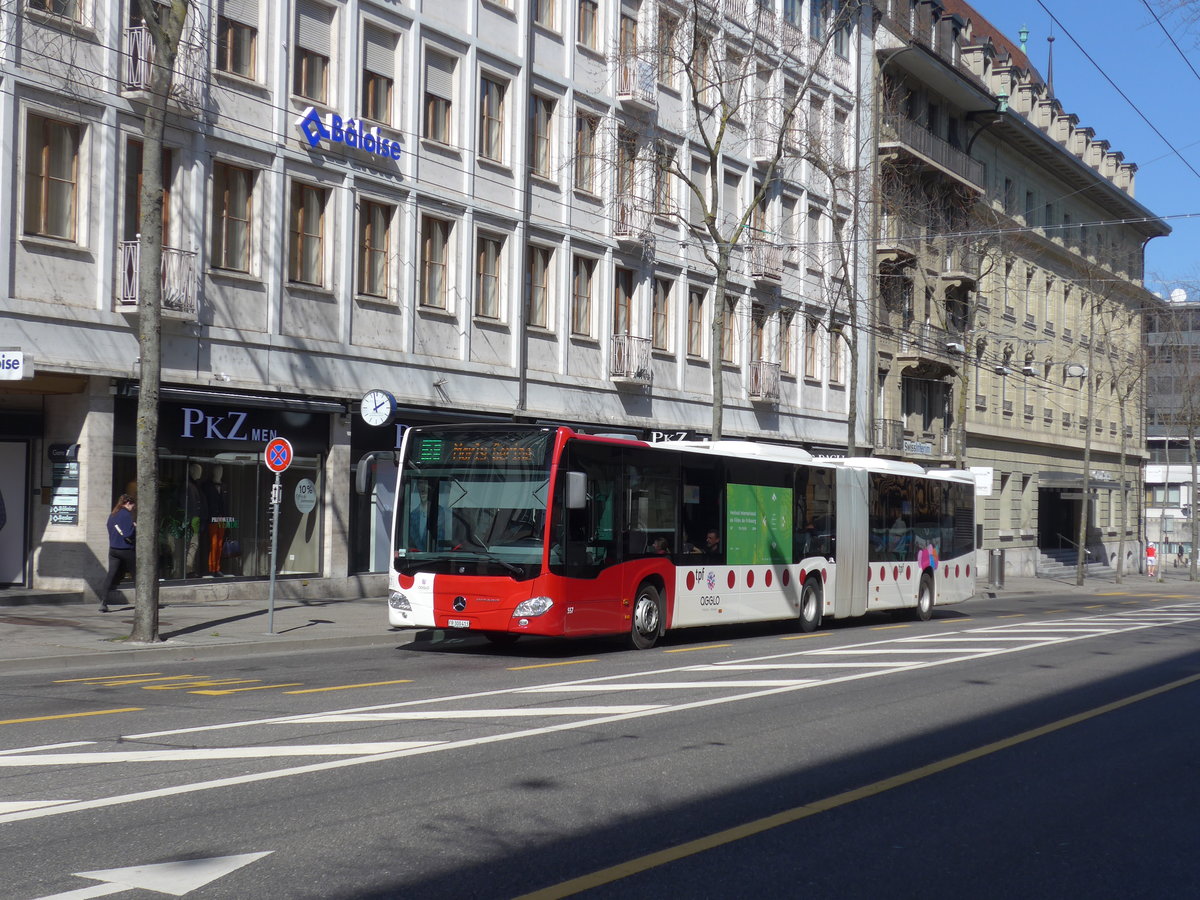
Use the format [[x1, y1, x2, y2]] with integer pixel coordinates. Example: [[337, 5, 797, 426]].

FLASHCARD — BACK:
[[385, 424, 975, 649]]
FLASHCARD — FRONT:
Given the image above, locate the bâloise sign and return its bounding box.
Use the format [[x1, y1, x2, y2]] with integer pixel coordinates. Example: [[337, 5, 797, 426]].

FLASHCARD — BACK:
[[295, 106, 402, 162]]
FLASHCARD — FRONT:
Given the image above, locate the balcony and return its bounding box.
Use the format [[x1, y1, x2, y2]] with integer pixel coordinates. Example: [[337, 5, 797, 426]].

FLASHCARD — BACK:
[[749, 359, 780, 403], [610, 333, 652, 386], [616, 57, 656, 110], [124, 26, 205, 111], [749, 240, 783, 281], [877, 213, 920, 264], [118, 240, 197, 317], [875, 418, 904, 453], [614, 195, 649, 243], [879, 116, 985, 191], [940, 244, 979, 288]]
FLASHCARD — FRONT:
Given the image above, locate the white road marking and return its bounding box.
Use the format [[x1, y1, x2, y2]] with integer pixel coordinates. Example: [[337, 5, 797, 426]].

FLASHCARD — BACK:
[[0, 743, 441, 766], [297, 705, 665, 722], [697, 662, 914, 669], [519, 680, 817, 691], [32, 852, 274, 900], [0, 800, 78, 813], [0, 742, 93, 756]]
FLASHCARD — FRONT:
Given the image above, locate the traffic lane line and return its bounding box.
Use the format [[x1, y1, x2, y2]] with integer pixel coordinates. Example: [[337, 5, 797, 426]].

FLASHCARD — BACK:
[[513, 669, 1200, 900], [508, 660, 599, 671], [284, 680, 413, 694], [0, 709, 143, 726], [53, 673, 162, 683]]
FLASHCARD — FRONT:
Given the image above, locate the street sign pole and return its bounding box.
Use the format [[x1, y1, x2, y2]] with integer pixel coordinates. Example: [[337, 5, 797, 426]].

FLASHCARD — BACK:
[[263, 437, 294, 635], [267, 473, 282, 634]]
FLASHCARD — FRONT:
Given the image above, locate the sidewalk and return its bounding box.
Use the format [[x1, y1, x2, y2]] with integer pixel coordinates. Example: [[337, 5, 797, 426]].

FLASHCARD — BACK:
[[2, 569, 1199, 675]]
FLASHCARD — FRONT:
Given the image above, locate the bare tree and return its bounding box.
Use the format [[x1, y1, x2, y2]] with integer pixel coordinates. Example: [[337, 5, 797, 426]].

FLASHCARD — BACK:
[[130, 0, 190, 644], [619, 0, 865, 440]]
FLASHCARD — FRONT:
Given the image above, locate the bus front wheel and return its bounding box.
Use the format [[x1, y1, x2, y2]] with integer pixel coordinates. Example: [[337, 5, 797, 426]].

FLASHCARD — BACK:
[[629, 584, 662, 650], [914, 574, 934, 621], [799, 577, 822, 633]]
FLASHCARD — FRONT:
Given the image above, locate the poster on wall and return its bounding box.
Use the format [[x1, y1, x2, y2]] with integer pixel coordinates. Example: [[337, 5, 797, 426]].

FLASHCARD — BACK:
[[0, 442, 28, 585]]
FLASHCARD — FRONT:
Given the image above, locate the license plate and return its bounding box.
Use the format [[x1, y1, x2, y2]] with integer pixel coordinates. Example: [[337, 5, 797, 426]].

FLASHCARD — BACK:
[[447, 619, 470, 629]]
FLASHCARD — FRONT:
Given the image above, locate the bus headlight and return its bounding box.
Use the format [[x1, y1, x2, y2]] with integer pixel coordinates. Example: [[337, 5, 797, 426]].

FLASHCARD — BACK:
[[513, 596, 553, 617], [388, 591, 411, 612]]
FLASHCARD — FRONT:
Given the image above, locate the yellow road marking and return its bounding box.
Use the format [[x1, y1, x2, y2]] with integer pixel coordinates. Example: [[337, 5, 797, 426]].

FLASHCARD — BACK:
[[662, 644, 732, 654], [284, 680, 413, 694], [515, 671, 1200, 900], [780, 632, 833, 641], [870, 624, 909, 631], [1044, 609, 1067, 614], [190, 683, 305, 695], [0, 708, 143, 725], [143, 679, 261, 691], [91, 675, 203, 686], [1083, 605, 1103, 609], [998, 614, 1024, 619], [54, 673, 161, 683], [507, 660, 598, 671]]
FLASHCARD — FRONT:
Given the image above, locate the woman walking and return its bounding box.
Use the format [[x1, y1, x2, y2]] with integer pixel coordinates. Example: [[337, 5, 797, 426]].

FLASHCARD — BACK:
[[101, 494, 136, 612]]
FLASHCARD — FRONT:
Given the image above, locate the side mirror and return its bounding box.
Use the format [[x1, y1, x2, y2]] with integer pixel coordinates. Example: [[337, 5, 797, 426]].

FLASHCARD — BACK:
[[355, 450, 397, 495], [565, 471, 587, 509]]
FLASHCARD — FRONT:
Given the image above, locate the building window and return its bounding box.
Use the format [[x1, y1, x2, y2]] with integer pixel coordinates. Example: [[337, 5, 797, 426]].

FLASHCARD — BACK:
[[421, 215, 452, 309], [653, 277, 672, 351], [293, 2, 332, 104], [217, 13, 257, 79], [361, 26, 395, 124], [574, 112, 599, 192], [829, 325, 844, 384], [288, 181, 326, 286], [28, 0, 80, 20], [571, 255, 595, 336], [578, 0, 599, 49], [358, 199, 391, 298], [527, 245, 552, 328], [122, 140, 171, 244], [687, 287, 705, 357], [23, 113, 79, 241], [212, 162, 253, 273], [476, 234, 503, 318], [656, 10, 678, 89], [424, 50, 455, 143], [751, 305, 766, 362], [533, 0, 555, 30], [804, 317, 820, 379], [780, 310, 796, 374], [531, 95, 554, 178], [721, 297, 738, 364], [614, 266, 634, 335], [653, 142, 674, 216], [479, 76, 506, 162]]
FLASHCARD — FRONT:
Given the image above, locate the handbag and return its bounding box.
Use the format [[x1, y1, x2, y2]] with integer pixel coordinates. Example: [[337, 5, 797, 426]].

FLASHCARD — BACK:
[[222, 539, 242, 558]]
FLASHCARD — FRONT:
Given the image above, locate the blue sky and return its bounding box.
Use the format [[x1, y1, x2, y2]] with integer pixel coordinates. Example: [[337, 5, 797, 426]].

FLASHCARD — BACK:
[[970, 0, 1200, 294]]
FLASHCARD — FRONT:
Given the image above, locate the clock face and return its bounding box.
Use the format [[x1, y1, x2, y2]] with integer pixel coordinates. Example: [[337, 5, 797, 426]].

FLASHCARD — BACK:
[[360, 390, 394, 426]]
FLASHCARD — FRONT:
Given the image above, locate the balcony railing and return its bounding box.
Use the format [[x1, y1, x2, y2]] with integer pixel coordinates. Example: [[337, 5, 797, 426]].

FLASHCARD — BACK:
[[749, 240, 783, 280], [749, 359, 780, 402], [616, 57, 656, 108], [941, 244, 980, 280], [875, 418, 904, 453], [880, 116, 985, 189], [610, 333, 652, 385], [118, 240, 197, 316], [614, 195, 649, 241], [124, 26, 205, 110]]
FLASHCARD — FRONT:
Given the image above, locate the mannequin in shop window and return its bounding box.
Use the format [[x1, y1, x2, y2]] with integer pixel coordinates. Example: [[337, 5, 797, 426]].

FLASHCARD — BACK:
[[202, 465, 228, 576], [185, 463, 211, 577]]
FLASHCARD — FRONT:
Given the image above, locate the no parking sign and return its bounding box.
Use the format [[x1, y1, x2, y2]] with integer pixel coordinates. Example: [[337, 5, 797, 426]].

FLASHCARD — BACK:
[[264, 437, 293, 473]]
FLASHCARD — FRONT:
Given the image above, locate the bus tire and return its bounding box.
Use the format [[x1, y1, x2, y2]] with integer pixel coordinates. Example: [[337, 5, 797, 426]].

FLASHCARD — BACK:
[[799, 577, 822, 633], [629, 583, 662, 650], [484, 632, 521, 646], [914, 573, 934, 621]]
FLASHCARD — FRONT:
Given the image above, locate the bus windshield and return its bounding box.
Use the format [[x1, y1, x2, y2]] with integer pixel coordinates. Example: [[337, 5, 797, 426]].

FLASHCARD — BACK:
[[395, 428, 555, 579]]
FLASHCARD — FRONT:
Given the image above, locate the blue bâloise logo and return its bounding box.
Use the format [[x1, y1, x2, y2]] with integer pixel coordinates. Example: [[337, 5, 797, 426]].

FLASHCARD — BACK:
[[295, 106, 402, 162]]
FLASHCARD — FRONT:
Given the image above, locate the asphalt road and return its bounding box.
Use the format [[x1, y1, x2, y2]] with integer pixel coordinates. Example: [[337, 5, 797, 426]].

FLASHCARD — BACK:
[[2, 587, 1198, 899]]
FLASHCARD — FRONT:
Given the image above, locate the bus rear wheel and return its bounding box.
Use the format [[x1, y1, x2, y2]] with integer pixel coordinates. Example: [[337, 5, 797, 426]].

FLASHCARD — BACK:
[[629, 584, 662, 650], [914, 573, 934, 621], [799, 577, 822, 633]]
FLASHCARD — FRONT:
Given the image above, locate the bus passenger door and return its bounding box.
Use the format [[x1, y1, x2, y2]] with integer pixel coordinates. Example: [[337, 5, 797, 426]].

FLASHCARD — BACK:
[[836, 468, 869, 618]]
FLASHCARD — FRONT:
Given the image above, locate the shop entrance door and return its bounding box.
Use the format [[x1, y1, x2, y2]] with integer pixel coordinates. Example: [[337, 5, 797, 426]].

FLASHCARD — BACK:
[[0, 442, 28, 586]]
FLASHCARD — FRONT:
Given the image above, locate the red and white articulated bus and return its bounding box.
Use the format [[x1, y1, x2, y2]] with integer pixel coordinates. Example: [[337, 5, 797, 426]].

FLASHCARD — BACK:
[[386, 424, 976, 649]]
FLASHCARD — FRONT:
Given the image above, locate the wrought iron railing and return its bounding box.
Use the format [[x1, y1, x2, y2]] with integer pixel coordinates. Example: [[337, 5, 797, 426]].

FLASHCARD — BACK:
[[749, 240, 783, 280], [880, 116, 985, 188], [118, 240, 197, 316], [749, 359, 780, 401], [616, 57, 656, 107], [125, 26, 205, 109], [610, 333, 652, 385], [875, 418, 904, 452]]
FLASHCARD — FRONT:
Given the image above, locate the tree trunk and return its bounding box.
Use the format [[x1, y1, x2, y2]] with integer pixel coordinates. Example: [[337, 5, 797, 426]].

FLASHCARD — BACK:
[[131, 0, 188, 643], [710, 248, 731, 441]]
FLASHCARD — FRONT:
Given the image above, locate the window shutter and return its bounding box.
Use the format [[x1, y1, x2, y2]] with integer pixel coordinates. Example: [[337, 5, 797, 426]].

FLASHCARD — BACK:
[[363, 26, 394, 77], [425, 51, 455, 100], [221, 0, 258, 25], [296, 1, 332, 53]]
